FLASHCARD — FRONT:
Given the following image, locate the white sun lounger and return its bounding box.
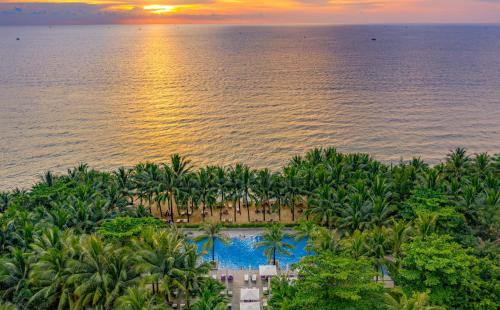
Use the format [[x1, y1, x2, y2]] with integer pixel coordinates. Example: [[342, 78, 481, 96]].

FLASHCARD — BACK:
[[251, 274, 257, 282], [244, 274, 249, 282]]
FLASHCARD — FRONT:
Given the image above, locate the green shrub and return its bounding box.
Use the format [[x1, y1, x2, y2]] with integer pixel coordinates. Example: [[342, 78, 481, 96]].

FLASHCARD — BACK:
[[97, 216, 165, 239]]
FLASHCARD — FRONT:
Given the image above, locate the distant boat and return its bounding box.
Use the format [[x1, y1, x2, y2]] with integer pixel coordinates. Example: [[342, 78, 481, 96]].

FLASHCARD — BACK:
[[371, 38, 377, 41], [16, 37, 20, 41]]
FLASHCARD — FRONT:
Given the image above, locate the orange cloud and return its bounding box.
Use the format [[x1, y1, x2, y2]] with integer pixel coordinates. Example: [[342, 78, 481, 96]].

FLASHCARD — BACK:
[[1, 0, 499, 25]]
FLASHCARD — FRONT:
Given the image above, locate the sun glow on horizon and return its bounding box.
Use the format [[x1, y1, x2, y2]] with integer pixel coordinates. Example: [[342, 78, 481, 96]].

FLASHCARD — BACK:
[[2, 0, 500, 25], [143, 4, 180, 14]]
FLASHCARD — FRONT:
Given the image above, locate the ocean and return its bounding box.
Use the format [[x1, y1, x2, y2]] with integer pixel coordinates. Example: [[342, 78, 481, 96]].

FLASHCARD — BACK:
[[1, 25, 499, 189]]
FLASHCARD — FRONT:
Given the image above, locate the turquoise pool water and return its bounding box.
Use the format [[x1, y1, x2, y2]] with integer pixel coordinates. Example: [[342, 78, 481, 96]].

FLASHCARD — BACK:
[[195, 235, 309, 269]]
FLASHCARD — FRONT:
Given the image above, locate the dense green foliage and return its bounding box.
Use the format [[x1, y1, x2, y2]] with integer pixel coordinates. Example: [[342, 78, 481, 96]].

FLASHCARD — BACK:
[[0, 148, 498, 309], [270, 252, 385, 309], [97, 217, 165, 239]]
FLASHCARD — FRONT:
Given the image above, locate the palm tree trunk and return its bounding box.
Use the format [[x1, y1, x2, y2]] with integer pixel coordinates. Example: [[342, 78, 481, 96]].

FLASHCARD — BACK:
[[157, 199, 163, 217], [212, 241, 216, 262], [202, 199, 206, 222], [187, 204, 191, 223], [244, 194, 250, 222], [263, 204, 266, 221], [273, 247, 276, 265], [278, 198, 281, 221], [291, 198, 295, 222], [234, 201, 237, 222]]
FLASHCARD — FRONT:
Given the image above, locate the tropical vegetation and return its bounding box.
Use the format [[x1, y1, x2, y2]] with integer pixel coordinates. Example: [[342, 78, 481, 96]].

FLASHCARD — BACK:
[[0, 148, 498, 309]]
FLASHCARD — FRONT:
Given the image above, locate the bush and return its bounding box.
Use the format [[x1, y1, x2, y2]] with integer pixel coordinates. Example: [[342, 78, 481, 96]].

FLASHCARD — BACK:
[[97, 216, 165, 239]]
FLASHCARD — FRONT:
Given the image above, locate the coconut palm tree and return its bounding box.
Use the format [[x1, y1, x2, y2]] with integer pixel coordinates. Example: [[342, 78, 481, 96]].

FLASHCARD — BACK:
[[388, 220, 412, 260], [339, 193, 370, 234], [253, 169, 273, 222], [445, 147, 469, 180], [191, 279, 227, 310], [67, 235, 140, 309], [240, 165, 254, 222], [283, 166, 302, 222], [133, 227, 185, 300], [114, 287, 169, 310], [414, 212, 437, 239], [214, 166, 228, 221], [366, 227, 390, 281], [271, 172, 285, 221], [114, 167, 132, 203], [39, 171, 55, 187], [343, 230, 367, 260], [367, 196, 394, 228], [28, 228, 76, 309], [0, 192, 11, 212], [193, 223, 229, 263], [0, 248, 32, 305], [384, 288, 444, 310], [255, 224, 293, 265], [227, 166, 242, 223], [307, 184, 336, 228], [177, 243, 211, 308], [311, 227, 343, 254]]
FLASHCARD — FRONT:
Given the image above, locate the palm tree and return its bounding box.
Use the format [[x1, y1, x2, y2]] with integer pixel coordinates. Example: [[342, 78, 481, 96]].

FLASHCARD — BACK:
[[28, 229, 75, 309], [183, 172, 200, 223], [40, 171, 55, 187], [177, 244, 211, 308], [268, 275, 296, 309], [214, 166, 228, 221], [306, 184, 335, 228], [293, 220, 317, 243], [388, 220, 412, 260], [241, 165, 254, 222], [343, 230, 367, 260], [160, 165, 175, 221], [193, 223, 229, 263], [228, 166, 242, 223], [366, 227, 390, 281], [445, 147, 469, 180], [133, 227, 185, 300], [310, 227, 343, 254], [255, 224, 293, 265], [0, 248, 32, 305], [478, 188, 499, 241], [283, 166, 302, 222], [0, 192, 11, 212], [384, 288, 444, 310], [198, 168, 216, 219], [114, 167, 132, 203], [191, 279, 227, 310], [271, 172, 285, 221], [367, 196, 394, 228], [67, 235, 140, 309], [414, 212, 437, 239], [253, 169, 273, 221], [114, 287, 169, 310], [339, 193, 370, 234], [170, 153, 192, 180]]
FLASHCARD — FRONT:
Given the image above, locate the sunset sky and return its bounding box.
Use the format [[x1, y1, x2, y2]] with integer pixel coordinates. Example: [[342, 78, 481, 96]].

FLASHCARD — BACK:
[[1, 0, 500, 25]]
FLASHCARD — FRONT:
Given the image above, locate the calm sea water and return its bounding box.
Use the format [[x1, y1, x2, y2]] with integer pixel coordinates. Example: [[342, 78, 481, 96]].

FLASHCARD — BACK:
[[1, 25, 500, 189]]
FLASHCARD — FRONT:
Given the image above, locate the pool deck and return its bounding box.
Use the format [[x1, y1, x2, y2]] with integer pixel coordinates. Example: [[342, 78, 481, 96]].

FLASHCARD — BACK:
[[210, 268, 278, 310], [185, 227, 295, 238]]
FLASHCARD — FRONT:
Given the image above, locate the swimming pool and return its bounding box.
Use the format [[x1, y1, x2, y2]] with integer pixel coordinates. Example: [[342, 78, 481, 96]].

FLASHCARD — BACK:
[[195, 235, 309, 269]]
